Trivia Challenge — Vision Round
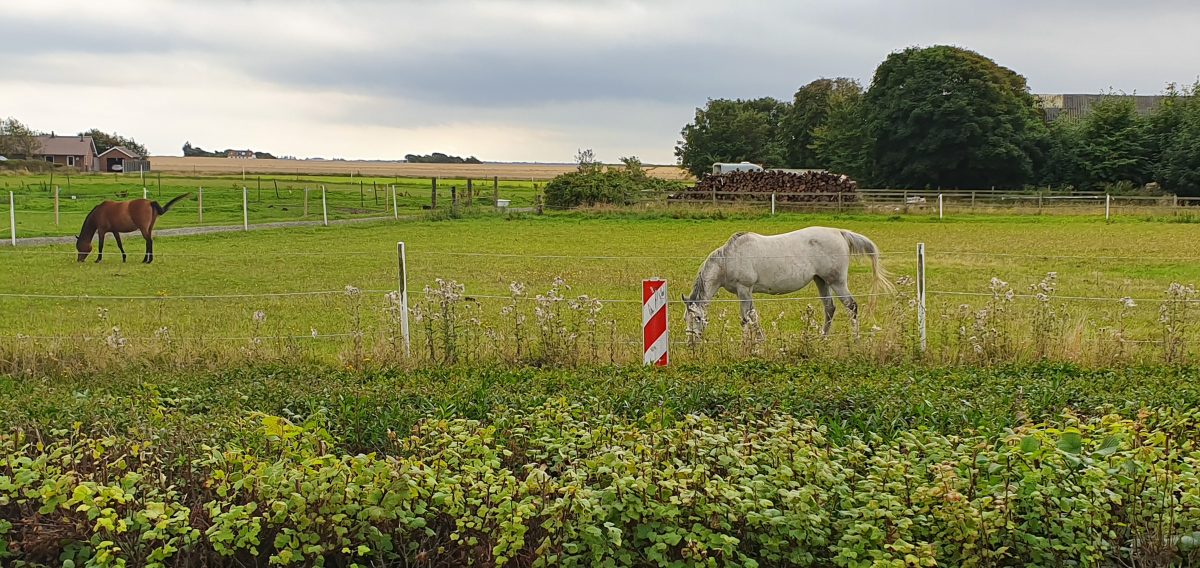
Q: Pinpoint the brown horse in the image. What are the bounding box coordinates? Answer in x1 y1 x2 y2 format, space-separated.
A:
76 193 190 263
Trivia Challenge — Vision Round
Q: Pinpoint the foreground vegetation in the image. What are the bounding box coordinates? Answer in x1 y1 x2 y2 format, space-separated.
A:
3 363 1200 566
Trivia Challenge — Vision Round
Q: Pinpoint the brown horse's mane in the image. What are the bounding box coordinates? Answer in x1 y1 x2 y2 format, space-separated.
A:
78 202 104 240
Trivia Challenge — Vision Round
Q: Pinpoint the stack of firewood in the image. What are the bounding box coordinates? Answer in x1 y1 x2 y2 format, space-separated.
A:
673 170 859 203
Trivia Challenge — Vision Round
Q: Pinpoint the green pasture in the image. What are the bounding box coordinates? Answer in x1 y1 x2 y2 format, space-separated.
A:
1 208 1197 367
0 170 545 237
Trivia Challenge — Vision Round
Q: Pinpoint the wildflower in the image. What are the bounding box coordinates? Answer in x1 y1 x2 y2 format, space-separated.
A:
1119 297 1136 309
96 307 109 321
509 282 526 297
154 326 170 339
311 328 319 338
105 326 128 349
344 285 362 297
252 310 266 323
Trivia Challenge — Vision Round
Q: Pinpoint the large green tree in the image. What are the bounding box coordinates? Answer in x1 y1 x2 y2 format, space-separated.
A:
82 128 148 156
1151 83 1200 196
1040 116 1088 188
781 78 862 168
809 86 872 180
1072 97 1150 188
674 97 789 178
863 45 1047 188
0 117 42 157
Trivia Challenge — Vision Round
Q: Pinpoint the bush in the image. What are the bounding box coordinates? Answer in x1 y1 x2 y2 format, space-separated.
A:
5 399 1200 566
544 164 681 209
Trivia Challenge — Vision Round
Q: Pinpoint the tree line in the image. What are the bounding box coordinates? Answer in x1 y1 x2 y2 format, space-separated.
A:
403 153 482 164
675 45 1200 196
183 142 277 159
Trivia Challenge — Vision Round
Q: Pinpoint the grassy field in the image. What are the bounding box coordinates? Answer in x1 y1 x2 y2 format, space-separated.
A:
1 170 551 238
1 208 1197 370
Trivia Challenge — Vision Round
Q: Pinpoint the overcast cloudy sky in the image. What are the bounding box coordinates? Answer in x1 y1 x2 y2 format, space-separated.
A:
2 1 1197 163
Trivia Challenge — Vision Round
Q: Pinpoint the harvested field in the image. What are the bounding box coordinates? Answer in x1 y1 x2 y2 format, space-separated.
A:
149 156 693 181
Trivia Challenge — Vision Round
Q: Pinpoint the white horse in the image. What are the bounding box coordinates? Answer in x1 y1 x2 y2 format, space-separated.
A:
682 226 895 341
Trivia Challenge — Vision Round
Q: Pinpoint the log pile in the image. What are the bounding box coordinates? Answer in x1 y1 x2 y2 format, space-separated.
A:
673 170 859 203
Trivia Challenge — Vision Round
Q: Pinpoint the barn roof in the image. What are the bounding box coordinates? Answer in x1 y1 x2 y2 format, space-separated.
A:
97 146 139 159
35 135 97 156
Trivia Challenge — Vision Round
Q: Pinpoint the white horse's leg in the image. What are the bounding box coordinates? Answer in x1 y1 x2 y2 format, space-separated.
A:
814 277 836 335
831 281 860 336
736 286 755 323
737 286 765 342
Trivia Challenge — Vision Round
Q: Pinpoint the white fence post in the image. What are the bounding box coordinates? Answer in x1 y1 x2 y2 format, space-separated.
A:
242 186 249 230
642 278 669 366
770 192 776 215
397 241 411 357
938 194 944 219
303 187 309 217
198 187 204 223
143 187 148 199
916 242 927 353
1105 194 1111 221
54 186 60 226
8 192 15 246
321 186 328 226
392 185 398 219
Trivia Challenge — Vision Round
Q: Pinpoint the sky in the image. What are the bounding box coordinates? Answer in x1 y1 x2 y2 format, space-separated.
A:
2 0 1197 164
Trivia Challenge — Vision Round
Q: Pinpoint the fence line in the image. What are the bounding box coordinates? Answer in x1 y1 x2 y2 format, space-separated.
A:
0 290 367 300
0 286 1188 305
1 332 359 342
928 290 1200 303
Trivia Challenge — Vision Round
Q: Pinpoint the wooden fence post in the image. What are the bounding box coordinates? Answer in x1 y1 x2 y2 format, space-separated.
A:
198 187 204 223
431 177 438 210
493 176 499 207
451 186 458 216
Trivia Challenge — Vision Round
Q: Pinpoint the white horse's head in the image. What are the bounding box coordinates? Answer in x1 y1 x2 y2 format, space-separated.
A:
681 294 708 345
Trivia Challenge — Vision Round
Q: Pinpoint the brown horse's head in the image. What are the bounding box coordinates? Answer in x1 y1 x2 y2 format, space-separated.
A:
75 234 92 262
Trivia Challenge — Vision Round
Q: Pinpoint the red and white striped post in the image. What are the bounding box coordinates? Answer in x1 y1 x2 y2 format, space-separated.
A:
642 278 669 366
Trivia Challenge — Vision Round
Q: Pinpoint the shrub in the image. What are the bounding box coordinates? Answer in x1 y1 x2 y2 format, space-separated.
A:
544 158 681 209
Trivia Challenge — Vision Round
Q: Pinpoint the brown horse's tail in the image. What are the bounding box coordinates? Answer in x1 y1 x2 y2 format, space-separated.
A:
152 193 191 216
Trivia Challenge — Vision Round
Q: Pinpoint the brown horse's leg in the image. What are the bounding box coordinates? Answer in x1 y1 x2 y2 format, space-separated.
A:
113 233 127 263
95 231 106 263
141 227 153 263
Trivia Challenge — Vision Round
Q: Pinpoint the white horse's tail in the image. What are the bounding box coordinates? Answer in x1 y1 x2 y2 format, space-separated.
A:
840 230 896 295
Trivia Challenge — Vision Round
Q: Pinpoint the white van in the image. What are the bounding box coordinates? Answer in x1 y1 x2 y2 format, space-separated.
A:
711 162 764 175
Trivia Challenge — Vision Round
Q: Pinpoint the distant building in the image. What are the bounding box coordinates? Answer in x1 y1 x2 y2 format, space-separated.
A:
97 146 143 173
227 149 256 159
1035 94 1168 121
33 133 97 171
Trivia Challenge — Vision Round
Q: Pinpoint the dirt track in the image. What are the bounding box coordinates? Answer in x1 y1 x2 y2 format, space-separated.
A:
149 157 692 181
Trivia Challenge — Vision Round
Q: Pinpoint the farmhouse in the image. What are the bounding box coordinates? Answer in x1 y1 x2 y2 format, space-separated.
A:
33 133 97 171
227 149 255 159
